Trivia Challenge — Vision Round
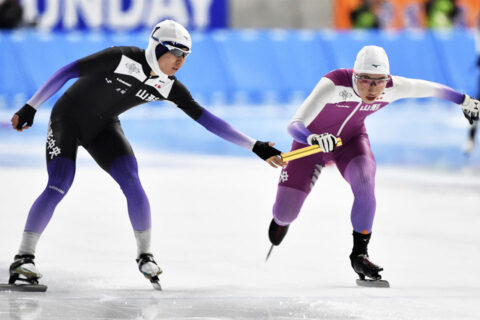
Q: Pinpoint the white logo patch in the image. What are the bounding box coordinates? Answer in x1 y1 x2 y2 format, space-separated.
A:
136 89 160 102
359 103 381 111
279 170 289 183
116 78 132 87
116 88 127 95
114 55 147 82
339 90 352 101
48 185 65 194
46 124 61 159
145 77 174 98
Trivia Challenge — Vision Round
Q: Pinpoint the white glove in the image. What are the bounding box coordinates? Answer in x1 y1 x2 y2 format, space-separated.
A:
307 133 338 152
461 95 480 125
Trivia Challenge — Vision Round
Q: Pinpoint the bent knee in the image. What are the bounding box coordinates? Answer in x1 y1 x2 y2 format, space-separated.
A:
46 158 75 194
344 156 376 189
273 186 308 225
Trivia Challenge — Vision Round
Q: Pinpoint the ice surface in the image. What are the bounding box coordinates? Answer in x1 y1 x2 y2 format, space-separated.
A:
0 152 480 319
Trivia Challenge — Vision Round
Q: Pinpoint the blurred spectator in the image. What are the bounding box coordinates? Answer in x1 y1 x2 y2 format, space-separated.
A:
425 0 461 28
350 0 398 29
399 0 427 29
350 0 382 29
335 0 479 29
0 0 23 29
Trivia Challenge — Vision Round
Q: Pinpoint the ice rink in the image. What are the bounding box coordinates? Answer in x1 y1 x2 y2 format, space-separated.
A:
0 149 479 320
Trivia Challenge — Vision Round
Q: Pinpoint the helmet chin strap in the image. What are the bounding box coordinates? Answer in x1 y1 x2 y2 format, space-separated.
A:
145 38 169 79
352 74 360 97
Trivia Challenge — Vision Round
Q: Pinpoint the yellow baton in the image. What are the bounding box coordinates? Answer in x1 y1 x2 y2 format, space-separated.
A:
281 137 343 162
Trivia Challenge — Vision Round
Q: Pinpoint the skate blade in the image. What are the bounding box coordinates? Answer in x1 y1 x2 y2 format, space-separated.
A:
356 279 390 288
150 276 162 291
265 245 274 262
0 283 48 292
151 281 162 291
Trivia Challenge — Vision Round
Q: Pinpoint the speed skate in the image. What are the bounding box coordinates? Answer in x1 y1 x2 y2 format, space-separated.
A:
351 253 389 288
137 253 163 291
1 254 48 292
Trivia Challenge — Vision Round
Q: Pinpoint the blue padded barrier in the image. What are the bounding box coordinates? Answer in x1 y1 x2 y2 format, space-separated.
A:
178 32 231 105
0 29 478 109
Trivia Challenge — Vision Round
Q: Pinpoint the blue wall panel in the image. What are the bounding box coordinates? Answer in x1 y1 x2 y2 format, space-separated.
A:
0 29 479 166
0 29 478 109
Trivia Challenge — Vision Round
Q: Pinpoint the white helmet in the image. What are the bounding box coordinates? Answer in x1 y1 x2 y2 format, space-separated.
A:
145 20 192 76
353 45 390 75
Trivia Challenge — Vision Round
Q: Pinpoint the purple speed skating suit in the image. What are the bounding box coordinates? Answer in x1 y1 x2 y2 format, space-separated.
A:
22 46 257 237
274 68 464 234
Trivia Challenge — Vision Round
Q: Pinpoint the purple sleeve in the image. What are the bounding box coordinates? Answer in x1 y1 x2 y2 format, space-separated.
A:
27 62 79 109
438 86 464 104
288 121 312 145
195 109 256 150
393 77 466 105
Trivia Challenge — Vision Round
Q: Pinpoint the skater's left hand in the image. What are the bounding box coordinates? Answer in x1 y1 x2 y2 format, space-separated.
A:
461 95 480 125
253 141 284 168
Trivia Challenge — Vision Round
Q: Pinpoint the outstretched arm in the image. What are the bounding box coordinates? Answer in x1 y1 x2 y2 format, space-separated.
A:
390 76 464 103
12 47 125 132
11 62 79 131
196 109 283 167
28 62 80 109
195 108 256 150
168 80 283 167
391 76 479 124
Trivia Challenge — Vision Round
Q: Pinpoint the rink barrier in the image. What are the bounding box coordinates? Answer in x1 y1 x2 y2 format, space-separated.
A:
0 29 478 109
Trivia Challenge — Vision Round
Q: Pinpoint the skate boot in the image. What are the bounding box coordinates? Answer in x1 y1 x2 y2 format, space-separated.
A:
0 254 48 292
349 231 389 287
136 253 162 290
9 254 42 285
266 219 290 261
268 219 289 246
350 253 383 280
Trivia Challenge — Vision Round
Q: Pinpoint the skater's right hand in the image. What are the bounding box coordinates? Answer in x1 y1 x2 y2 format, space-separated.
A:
11 104 36 132
307 133 338 152
252 141 284 168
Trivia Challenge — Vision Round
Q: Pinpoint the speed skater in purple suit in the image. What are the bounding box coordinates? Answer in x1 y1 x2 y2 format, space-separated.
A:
7 19 283 290
267 45 480 281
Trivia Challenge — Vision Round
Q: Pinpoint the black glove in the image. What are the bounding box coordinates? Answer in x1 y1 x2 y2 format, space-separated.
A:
252 141 281 160
15 104 36 130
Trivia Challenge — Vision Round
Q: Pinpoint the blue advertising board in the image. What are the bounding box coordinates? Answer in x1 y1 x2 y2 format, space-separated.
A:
20 0 227 31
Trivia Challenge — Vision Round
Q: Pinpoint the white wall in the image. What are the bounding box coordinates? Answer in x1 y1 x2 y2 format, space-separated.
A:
230 0 332 29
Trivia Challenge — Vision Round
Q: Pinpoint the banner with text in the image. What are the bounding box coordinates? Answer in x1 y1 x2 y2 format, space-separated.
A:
21 0 227 31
